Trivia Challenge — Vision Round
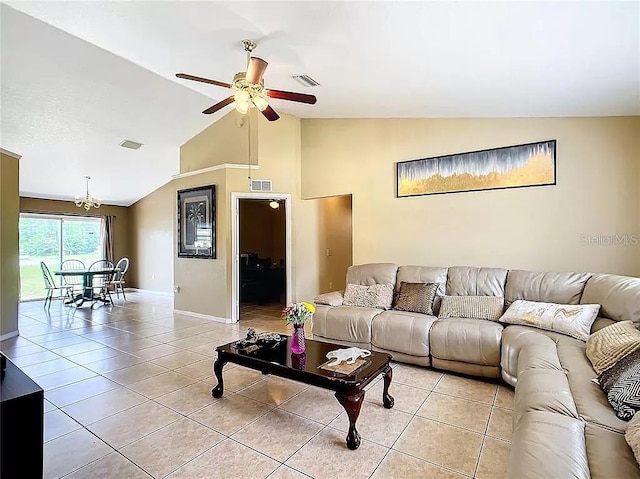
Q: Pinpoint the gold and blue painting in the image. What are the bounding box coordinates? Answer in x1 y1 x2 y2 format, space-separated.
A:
396 140 556 197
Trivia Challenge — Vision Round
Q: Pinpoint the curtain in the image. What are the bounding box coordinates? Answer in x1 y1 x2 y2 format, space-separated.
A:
102 215 114 263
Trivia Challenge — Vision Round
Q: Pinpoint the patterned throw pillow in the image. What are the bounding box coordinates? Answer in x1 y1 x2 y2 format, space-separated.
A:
438 295 505 321
343 283 394 309
587 321 640 374
499 300 600 341
597 348 640 420
394 282 439 315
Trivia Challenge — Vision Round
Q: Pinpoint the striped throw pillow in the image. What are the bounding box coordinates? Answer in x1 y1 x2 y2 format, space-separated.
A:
597 348 640 420
587 321 640 374
438 295 505 321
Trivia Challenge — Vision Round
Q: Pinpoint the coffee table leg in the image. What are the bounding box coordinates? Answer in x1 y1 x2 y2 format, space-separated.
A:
382 365 394 409
335 391 364 450
212 359 226 398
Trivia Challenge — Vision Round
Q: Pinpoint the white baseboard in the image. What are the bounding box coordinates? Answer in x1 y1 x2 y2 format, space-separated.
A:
173 309 232 324
0 330 19 341
129 288 174 297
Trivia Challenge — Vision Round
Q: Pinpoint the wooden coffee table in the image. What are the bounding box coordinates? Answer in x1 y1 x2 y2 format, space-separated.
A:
213 336 394 450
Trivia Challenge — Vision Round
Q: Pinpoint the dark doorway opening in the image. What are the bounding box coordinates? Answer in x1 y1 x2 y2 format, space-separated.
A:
238 199 286 321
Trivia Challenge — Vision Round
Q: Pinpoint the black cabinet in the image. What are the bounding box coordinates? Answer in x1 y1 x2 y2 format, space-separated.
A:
1 353 44 478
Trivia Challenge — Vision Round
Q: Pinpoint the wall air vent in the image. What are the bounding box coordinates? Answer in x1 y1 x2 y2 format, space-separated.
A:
292 75 320 87
250 180 272 192
119 139 143 150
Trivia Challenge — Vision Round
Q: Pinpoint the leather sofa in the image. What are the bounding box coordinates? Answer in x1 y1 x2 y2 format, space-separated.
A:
312 263 640 479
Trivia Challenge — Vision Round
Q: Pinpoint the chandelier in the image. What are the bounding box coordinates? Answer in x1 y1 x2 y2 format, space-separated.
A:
74 176 101 211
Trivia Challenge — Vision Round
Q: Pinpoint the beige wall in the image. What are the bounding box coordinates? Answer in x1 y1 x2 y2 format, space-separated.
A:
318 195 353 293
239 200 286 265
20 197 132 266
0 152 20 337
301 117 640 276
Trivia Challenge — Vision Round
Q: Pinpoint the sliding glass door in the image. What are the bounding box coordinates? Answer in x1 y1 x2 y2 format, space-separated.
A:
19 214 102 301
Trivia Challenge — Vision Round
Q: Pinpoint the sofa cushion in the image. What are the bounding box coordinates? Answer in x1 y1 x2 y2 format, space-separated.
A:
586 321 640 374
438 295 504 321
507 410 590 479
446 266 507 297
589 423 640 479
394 282 438 315
597 347 640 420
343 283 394 309
346 263 398 286
505 270 592 306
556 336 629 433
499 300 600 341
581 273 640 325
430 318 503 366
311 305 382 344
371 310 436 357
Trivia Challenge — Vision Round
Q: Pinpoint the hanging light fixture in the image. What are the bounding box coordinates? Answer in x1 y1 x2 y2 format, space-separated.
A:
74 176 101 211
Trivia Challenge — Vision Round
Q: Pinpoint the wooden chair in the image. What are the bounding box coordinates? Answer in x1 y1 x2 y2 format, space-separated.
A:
87 260 114 306
108 257 130 300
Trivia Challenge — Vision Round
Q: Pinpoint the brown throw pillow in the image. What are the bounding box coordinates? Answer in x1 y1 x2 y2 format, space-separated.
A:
343 283 394 309
394 282 439 315
587 321 640 374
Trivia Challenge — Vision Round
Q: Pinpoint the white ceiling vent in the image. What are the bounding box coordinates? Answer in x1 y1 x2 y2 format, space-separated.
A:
250 179 272 192
119 139 143 150
292 75 320 87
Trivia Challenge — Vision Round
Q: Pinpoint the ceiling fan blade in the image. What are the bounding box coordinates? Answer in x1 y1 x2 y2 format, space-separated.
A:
176 73 231 89
202 96 235 114
266 89 317 105
261 105 280 122
245 57 268 84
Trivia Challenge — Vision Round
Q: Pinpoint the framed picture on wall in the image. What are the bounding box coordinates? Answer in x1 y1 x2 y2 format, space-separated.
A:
177 185 216 259
396 140 556 197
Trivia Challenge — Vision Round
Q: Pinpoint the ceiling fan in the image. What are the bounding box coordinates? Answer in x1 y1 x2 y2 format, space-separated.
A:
176 39 317 122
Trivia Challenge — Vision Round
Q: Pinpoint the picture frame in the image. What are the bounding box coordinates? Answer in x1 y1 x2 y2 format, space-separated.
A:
396 140 556 197
177 185 216 259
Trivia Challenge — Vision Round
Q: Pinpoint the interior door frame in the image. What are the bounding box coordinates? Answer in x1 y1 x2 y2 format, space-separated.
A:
230 192 292 323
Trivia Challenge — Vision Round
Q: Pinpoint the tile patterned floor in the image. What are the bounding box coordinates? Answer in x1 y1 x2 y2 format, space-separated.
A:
2 293 513 478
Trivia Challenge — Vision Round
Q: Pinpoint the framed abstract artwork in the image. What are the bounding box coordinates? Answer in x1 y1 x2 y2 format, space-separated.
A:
396 140 556 197
177 185 216 259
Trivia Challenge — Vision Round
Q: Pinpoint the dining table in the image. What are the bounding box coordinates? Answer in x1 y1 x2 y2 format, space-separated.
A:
53 268 118 307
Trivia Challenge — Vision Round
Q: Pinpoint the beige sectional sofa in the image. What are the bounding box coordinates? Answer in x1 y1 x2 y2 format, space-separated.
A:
313 263 640 479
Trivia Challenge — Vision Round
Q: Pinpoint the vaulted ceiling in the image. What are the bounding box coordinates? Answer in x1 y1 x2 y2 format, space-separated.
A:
2 2 638 205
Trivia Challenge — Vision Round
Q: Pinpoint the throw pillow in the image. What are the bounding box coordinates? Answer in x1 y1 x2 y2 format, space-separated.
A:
586 321 640 374
343 283 394 309
597 348 640 420
394 282 439 315
499 300 600 341
626 411 640 466
438 295 505 321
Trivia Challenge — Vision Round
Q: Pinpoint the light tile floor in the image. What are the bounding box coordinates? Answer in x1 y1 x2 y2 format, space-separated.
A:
2 293 513 479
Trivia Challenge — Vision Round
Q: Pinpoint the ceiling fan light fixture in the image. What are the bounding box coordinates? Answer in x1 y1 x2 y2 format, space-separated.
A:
234 90 250 103
252 95 269 112
235 100 249 114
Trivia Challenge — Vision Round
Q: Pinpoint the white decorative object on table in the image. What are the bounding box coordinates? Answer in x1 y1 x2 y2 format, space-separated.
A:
326 347 372 366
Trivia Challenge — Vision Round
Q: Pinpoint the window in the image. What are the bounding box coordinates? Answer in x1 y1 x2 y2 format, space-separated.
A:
19 213 103 301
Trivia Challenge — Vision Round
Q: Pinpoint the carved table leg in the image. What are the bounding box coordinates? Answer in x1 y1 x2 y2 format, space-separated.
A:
382 365 394 409
335 391 365 450
211 359 226 398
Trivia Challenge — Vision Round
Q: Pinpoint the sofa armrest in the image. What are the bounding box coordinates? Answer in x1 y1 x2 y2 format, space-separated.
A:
314 291 344 307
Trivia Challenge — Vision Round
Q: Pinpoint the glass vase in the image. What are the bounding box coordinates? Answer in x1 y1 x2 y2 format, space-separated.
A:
291 323 306 354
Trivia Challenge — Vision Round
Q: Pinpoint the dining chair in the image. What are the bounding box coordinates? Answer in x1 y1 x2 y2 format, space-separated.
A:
60 259 85 296
109 257 130 300
40 262 71 310
88 260 115 305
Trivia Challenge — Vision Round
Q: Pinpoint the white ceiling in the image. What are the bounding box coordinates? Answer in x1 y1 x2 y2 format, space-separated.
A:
2 1 639 205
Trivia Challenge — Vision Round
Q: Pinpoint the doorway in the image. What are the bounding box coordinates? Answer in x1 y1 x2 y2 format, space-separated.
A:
231 193 292 323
